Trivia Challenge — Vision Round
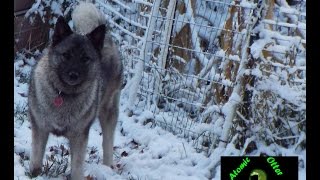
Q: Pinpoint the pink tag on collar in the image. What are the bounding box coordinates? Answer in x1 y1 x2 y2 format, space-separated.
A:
53 96 63 107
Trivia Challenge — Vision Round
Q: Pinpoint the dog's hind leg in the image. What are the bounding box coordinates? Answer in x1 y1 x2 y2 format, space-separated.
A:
99 91 120 166
69 131 89 180
29 115 49 177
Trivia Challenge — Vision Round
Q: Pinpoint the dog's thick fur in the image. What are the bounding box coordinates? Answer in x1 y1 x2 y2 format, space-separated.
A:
28 2 123 180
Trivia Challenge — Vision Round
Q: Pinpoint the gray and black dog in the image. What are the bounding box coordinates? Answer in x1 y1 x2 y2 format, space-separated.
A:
28 2 123 180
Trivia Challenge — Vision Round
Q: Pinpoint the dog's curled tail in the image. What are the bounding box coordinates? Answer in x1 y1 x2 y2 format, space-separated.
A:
72 1 106 35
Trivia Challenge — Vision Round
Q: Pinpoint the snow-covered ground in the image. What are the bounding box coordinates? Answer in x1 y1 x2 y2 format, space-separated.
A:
14 53 212 180
13 51 306 180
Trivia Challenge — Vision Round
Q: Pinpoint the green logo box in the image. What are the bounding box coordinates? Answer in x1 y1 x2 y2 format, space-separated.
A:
221 156 298 180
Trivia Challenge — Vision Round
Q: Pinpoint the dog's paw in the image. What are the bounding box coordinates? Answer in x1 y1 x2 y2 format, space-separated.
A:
111 163 124 173
65 173 71 180
29 167 42 177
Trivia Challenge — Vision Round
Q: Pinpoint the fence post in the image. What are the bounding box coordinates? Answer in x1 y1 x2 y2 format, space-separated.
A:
126 0 161 112
218 2 264 148
152 0 177 104
158 0 177 69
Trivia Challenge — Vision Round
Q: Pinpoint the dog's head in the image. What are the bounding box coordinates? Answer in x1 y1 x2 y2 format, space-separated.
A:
48 16 105 93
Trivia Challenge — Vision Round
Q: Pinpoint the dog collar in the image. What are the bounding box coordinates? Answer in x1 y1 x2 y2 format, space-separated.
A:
53 91 63 107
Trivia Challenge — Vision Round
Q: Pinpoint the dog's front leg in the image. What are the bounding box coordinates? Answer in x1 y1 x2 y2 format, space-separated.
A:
69 132 89 180
29 122 49 177
99 92 120 166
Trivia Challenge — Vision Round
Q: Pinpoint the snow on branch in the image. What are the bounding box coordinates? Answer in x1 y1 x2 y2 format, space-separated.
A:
96 0 147 29
105 15 143 40
184 0 210 66
132 0 153 7
111 0 133 12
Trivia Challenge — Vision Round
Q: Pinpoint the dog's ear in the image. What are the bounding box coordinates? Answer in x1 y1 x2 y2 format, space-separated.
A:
52 16 73 47
87 25 106 51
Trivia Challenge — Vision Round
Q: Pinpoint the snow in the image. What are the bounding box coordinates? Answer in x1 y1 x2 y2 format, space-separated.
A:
132 0 153 7
173 13 187 35
51 1 63 16
172 55 187 64
266 44 288 54
251 67 263 78
98 1 147 30
105 15 143 40
239 0 257 9
250 39 272 59
263 19 298 28
296 57 306 66
279 6 299 15
112 0 133 12
228 54 240 62
25 0 42 18
183 0 210 66
85 164 123 180
255 76 305 106
14 107 212 179
115 113 211 179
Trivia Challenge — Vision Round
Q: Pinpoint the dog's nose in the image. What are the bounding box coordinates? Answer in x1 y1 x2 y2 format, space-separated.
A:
68 71 79 80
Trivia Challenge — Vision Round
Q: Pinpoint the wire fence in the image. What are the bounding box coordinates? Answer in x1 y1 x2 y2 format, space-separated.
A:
114 0 305 155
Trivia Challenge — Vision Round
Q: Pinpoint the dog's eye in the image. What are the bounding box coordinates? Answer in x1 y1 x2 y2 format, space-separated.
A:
62 52 70 59
82 57 91 64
